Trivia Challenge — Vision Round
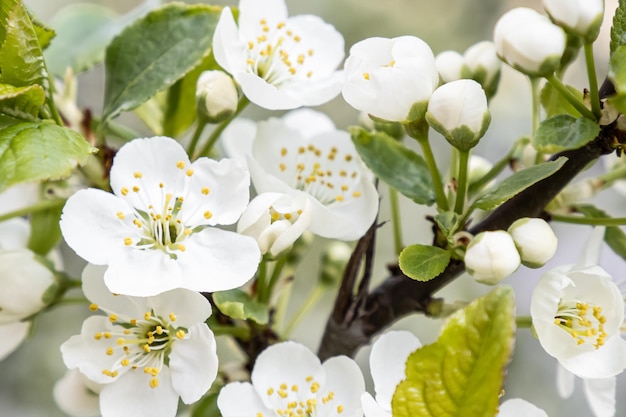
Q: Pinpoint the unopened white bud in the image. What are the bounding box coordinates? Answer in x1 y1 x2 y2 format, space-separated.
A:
543 0 604 42
508 218 558 268
435 50 464 83
465 231 521 285
467 155 495 191
494 7 566 77
426 79 490 150
463 41 501 97
196 70 238 123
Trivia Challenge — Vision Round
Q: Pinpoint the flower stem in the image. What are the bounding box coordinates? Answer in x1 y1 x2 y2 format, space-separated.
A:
389 187 403 255
411 131 450 211
530 77 540 137
195 96 250 159
583 42 601 120
545 73 596 121
256 258 268 302
516 316 533 328
187 118 208 157
455 150 470 214
550 212 626 226
262 255 288 304
0 198 66 223
283 285 325 337
468 138 528 196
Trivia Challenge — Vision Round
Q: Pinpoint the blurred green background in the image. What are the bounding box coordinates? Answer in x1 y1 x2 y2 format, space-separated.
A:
1 0 624 416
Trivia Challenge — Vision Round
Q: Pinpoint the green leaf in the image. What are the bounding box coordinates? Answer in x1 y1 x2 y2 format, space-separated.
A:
0 83 46 120
608 45 626 114
399 244 450 282
30 15 56 50
0 122 96 192
191 386 223 417
392 286 516 417
472 157 568 210
610 0 626 56
27 201 64 256
102 3 221 124
533 115 599 153
540 82 582 118
434 211 460 238
350 127 435 205
0 1 48 89
213 289 269 324
574 205 626 261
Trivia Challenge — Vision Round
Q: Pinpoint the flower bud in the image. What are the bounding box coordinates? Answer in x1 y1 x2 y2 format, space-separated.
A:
319 241 352 287
465 231 521 285
543 0 604 42
196 70 238 123
508 218 558 268
467 155 495 191
463 41 501 98
0 249 57 324
426 79 490 151
435 50 464 83
494 7 566 77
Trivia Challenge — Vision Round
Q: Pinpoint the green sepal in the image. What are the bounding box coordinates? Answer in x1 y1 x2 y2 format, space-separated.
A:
0 122 96 193
350 127 435 206
472 157 568 211
426 113 490 151
391 286 516 417
212 289 269 325
533 114 599 153
399 244 450 282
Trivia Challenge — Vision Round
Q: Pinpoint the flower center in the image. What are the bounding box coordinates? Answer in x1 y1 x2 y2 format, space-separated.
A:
275 145 363 206
245 18 316 86
261 376 344 417
554 300 607 349
91 303 187 389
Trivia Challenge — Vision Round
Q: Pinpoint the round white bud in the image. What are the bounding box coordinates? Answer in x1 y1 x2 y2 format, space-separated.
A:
543 0 604 41
494 7 566 77
508 218 558 268
465 230 521 285
426 79 490 150
435 50 464 84
196 70 238 123
463 41 501 97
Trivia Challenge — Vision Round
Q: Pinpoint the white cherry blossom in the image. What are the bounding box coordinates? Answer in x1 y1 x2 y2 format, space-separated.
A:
218 341 365 417
498 399 548 417
213 0 345 110
61 264 218 417
53 369 101 417
60 136 260 296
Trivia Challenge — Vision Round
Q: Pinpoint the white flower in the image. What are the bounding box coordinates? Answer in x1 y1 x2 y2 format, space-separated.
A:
498 398 548 417
53 369 102 417
435 50 464 83
543 0 604 41
0 321 30 361
530 227 626 379
508 217 558 268
361 331 421 417
218 341 365 417
212 0 345 110
196 70 239 123
494 7 566 77
463 41 501 96
556 364 616 417
60 136 260 297
464 230 521 285
61 264 218 417
238 191 312 257
426 79 490 150
342 36 438 122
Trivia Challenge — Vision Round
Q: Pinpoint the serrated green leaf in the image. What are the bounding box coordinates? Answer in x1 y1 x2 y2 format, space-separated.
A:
30 15 56 50
392 287 515 417
399 244 450 282
533 115 599 153
472 157 568 210
0 83 45 120
0 1 48 90
213 289 269 324
540 82 582 118
434 211 460 239
0 123 96 192
102 3 221 124
608 45 626 114
350 127 435 205
27 201 64 256
574 205 626 261
611 0 626 56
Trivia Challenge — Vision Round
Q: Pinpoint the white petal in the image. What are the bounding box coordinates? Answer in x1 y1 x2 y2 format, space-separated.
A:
169 323 218 404
498 398 548 417
556 363 575 398
361 393 391 417
0 217 30 249
0 182 39 216
369 331 421 410
176 228 260 292
583 377 616 417
238 71 303 110
0 321 29 361
318 356 365 417
285 15 344 76
577 227 605 268
217 382 274 417
220 118 257 161
81 264 146 318
99 367 178 417
213 7 245 75
148 290 212 328
238 0 288 39
283 109 336 139
559 335 626 378
60 188 132 265
53 369 101 417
